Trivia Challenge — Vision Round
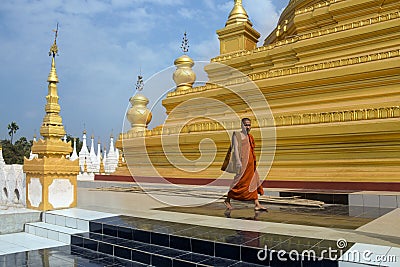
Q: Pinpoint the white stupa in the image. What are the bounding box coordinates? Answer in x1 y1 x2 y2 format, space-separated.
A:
29 135 38 160
69 138 79 161
105 134 118 173
78 130 91 173
0 145 5 167
89 135 99 173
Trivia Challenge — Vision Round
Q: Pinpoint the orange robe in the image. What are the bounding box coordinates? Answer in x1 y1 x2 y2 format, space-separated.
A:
227 134 264 201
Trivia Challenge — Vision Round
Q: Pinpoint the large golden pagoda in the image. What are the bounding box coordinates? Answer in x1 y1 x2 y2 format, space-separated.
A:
115 0 400 191
24 25 79 210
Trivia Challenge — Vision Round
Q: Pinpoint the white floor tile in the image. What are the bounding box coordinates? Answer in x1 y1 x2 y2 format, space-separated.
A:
77 219 88 231
58 232 70 244
47 230 59 241
340 243 392 266
48 208 115 220
55 215 66 227
65 216 77 228
381 247 400 267
46 213 56 224
0 233 64 255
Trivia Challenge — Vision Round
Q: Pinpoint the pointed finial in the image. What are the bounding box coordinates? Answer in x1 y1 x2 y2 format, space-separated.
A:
226 0 249 26
49 23 59 58
181 32 189 54
135 75 144 92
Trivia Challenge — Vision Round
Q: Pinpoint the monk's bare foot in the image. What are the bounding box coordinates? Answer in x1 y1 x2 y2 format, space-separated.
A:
254 206 268 212
224 200 233 210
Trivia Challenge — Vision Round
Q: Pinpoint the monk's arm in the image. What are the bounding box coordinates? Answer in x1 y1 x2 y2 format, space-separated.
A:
232 133 241 170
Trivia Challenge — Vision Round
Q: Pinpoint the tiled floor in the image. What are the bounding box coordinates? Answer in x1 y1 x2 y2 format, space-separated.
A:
157 201 395 229
0 232 65 255
0 183 399 266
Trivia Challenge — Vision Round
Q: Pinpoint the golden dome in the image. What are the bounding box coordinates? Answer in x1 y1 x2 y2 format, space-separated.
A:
174 55 194 67
130 93 149 104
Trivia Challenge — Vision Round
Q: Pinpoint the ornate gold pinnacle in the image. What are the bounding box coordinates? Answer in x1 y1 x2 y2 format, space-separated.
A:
33 24 72 157
49 23 59 58
181 31 189 54
226 0 249 26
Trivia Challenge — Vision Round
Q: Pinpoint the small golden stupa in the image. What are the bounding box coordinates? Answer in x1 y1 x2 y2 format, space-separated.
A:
126 75 152 134
172 32 196 92
23 24 80 211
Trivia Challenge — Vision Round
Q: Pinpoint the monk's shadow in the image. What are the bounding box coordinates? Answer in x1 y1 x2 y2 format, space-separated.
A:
224 208 265 221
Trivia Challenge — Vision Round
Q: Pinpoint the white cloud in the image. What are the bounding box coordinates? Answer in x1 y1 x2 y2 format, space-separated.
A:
244 0 280 44
0 0 284 143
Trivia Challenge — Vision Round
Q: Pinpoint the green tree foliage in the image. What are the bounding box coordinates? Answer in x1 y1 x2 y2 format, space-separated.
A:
7 122 19 144
1 137 32 164
65 134 83 155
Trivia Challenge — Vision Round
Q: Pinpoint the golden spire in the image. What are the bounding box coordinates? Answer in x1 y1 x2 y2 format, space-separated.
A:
226 0 250 26
40 23 65 141
48 23 59 83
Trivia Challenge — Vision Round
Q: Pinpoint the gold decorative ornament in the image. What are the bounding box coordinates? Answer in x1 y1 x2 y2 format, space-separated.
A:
172 32 196 91
23 25 79 211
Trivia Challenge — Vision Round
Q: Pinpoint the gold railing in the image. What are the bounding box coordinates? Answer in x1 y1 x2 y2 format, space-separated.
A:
212 10 400 62
168 48 400 97
122 106 400 138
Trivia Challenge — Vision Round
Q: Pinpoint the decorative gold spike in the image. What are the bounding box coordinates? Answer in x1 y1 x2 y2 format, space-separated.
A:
49 23 59 57
181 31 189 54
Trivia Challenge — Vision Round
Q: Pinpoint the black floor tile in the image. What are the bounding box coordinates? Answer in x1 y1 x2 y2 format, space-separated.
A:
302 259 338 267
83 237 99 251
118 226 133 240
156 247 188 258
240 245 269 265
133 229 151 243
103 224 118 237
98 241 113 255
114 245 132 260
215 242 241 261
131 249 151 265
151 254 173 267
197 256 237 267
170 235 191 251
71 235 84 247
151 231 170 246
90 221 103 234
176 252 211 263
230 262 266 267
191 238 215 256
173 258 197 267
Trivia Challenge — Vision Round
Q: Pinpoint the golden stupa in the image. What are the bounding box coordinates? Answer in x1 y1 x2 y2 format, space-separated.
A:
114 0 400 191
23 25 80 210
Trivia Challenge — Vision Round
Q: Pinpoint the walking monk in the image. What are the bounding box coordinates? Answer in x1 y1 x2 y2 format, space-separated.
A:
224 118 267 211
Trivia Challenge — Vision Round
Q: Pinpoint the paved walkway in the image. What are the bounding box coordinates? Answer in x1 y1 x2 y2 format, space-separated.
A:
77 182 400 248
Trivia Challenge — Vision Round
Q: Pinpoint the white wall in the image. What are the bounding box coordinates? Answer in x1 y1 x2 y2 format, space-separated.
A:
0 164 26 207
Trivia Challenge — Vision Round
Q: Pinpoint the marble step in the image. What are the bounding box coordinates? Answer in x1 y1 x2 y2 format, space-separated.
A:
25 221 85 244
89 215 272 265
71 232 261 267
42 208 115 231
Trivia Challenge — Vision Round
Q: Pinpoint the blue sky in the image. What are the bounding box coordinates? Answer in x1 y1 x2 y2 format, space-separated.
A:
0 0 289 146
